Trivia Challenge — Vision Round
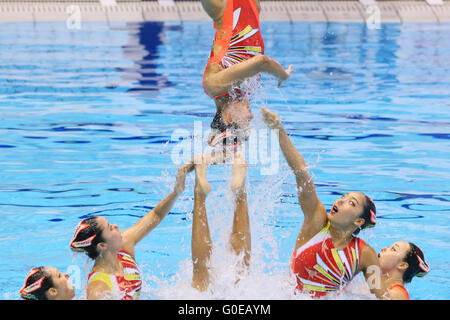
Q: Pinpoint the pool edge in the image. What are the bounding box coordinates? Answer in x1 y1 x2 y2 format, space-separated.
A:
0 1 449 24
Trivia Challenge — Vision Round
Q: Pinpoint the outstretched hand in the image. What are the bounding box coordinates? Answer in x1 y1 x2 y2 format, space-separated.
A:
278 64 294 88
261 107 283 130
173 164 189 195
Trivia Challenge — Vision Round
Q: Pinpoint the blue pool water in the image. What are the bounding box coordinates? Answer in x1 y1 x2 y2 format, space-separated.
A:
0 21 449 300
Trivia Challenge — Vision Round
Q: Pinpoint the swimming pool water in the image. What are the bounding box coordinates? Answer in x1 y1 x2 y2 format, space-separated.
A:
0 21 449 300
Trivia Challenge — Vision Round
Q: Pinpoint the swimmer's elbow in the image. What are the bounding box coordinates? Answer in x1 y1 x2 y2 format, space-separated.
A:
204 78 226 97
293 166 308 178
204 84 218 97
294 167 312 187
254 55 288 81
254 55 272 72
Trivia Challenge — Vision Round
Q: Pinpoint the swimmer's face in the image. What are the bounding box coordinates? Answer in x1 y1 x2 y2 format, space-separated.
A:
44 267 75 300
328 192 367 230
96 216 123 253
378 241 410 274
224 100 254 128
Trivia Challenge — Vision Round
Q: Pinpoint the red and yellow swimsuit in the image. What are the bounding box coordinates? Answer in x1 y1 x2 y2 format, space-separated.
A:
203 0 265 100
291 222 368 298
88 250 142 300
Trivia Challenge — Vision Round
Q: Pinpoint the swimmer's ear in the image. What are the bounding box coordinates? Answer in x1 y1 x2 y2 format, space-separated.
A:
97 242 108 252
398 261 409 272
47 287 58 299
354 217 365 230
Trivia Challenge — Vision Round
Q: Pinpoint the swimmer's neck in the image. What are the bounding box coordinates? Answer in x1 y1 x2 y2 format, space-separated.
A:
93 250 123 275
382 272 405 289
328 223 355 249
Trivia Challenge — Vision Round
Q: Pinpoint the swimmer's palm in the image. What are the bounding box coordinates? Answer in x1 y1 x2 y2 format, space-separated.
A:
261 107 282 130
173 166 188 195
277 64 294 88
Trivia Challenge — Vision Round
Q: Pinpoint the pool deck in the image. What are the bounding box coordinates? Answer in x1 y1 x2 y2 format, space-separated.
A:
0 0 449 24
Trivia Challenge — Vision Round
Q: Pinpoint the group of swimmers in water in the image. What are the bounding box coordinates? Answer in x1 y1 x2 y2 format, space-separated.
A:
20 0 429 300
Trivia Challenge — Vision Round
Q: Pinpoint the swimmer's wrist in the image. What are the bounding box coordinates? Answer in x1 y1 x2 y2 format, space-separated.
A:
277 72 289 82
272 121 284 131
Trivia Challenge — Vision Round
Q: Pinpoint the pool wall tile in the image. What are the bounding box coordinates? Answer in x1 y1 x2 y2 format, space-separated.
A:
0 3 34 22
320 1 365 23
0 1 449 23
260 1 291 21
142 2 180 22
394 1 440 22
283 2 328 22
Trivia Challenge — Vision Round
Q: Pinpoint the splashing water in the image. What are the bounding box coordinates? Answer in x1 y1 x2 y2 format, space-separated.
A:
135 119 377 300
142 165 300 300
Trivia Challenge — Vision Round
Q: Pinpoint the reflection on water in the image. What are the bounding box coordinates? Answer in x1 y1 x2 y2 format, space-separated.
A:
0 21 449 300
121 22 177 96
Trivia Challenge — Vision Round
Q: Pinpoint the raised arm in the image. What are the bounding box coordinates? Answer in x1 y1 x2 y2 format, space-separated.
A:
204 56 292 97
261 107 327 236
121 165 189 255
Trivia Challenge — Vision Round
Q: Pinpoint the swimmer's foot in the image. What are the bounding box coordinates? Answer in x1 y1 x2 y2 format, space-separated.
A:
230 152 247 194
194 155 211 196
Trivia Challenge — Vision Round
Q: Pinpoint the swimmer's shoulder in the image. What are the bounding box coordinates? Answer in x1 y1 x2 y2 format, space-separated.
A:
389 285 410 300
295 217 329 250
119 231 137 257
358 242 379 274
87 272 114 300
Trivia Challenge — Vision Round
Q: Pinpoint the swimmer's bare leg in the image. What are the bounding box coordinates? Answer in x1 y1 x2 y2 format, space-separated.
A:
254 0 261 13
229 152 251 274
201 0 226 24
191 155 213 292
201 0 261 22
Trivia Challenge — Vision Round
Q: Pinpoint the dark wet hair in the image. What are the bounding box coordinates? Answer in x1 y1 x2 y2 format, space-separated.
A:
353 195 377 236
211 111 235 133
208 112 240 148
402 243 430 283
20 267 53 300
70 217 105 260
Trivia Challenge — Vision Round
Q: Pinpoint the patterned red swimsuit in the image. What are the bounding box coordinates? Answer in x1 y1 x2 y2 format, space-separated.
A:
291 222 368 298
88 250 142 300
203 0 265 100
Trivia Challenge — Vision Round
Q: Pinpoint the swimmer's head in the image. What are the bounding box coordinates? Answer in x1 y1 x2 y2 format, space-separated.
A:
20 266 75 300
214 96 254 129
223 100 254 128
70 216 122 259
378 241 429 283
328 192 376 235
208 107 251 148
